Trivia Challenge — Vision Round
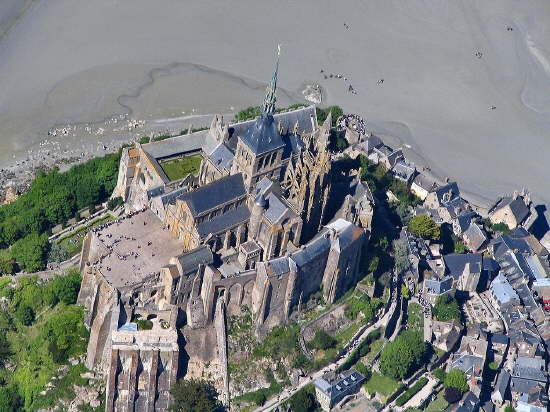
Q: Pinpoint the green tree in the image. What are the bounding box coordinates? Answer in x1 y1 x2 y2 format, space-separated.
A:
47 270 81 305
380 330 428 379
393 238 410 275
454 240 467 254
170 379 222 412
0 249 15 274
15 304 34 326
10 232 50 272
285 385 319 412
0 386 22 412
433 295 461 322
41 305 88 363
408 214 440 241
444 369 468 393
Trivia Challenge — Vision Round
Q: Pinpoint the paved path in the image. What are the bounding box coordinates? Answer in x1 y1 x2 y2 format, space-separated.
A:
252 296 400 412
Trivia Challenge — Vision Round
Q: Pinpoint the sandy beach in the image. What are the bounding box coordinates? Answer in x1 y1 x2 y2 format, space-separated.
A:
0 0 549 210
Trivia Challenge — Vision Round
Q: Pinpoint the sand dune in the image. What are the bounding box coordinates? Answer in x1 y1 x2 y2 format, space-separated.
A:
0 0 549 209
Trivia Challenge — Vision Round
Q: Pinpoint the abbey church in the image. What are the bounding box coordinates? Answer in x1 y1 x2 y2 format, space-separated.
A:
77 53 374 411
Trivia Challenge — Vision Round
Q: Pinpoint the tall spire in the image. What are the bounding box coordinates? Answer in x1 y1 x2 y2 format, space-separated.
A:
262 45 280 116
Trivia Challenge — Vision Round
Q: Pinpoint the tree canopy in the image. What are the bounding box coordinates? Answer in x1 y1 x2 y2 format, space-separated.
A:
433 295 461 322
0 152 120 272
444 369 468 393
408 214 440 241
170 379 222 412
379 330 429 379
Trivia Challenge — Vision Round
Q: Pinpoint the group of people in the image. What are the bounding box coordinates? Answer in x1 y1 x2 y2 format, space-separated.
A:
320 69 358 95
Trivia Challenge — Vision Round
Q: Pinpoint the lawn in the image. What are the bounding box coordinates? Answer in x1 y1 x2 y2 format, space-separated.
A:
425 392 449 412
160 155 201 181
363 372 402 400
56 214 113 257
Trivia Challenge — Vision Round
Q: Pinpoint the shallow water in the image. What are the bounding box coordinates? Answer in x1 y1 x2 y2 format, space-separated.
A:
0 0 549 209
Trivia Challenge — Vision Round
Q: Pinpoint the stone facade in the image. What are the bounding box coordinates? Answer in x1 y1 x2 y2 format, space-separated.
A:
80 58 371 411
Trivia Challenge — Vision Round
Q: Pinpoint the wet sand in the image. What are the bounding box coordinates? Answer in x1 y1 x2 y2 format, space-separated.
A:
0 0 550 209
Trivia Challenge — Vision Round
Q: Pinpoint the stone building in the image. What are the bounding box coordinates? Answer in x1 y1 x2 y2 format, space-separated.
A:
80 54 370 411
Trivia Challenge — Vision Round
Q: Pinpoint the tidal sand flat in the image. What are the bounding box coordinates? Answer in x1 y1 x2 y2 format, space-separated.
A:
0 0 549 209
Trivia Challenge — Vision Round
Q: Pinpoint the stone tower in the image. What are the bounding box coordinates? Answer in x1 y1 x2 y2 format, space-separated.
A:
230 48 286 190
283 111 333 243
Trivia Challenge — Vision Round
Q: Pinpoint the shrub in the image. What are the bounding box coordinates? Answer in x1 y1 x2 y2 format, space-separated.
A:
395 377 429 406
284 384 320 412
136 319 153 330
107 196 123 210
15 304 34 326
310 330 337 351
170 378 222 412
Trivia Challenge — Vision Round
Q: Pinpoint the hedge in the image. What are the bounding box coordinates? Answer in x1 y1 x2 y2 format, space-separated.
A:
395 377 429 406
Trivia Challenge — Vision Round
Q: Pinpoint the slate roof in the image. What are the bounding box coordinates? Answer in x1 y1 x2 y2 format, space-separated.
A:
281 133 304 159
457 391 480 412
492 196 530 224
176 246 214 275
464 223 487 251
263 193 292 224
265 256 291 277
313 370 365 402
412 172 438 192
491 333 510 346
196 205 250 238
494 370 511 398
452 353 485 377
491 273 519 305
510 377 544 394
177 173 246 217
425 276 453 295
456 210 478 233
483 258 500 273
291 235 331 268
443 253 483 278
445 197 470 219
435 182 460 205
142 130 209 159
512 357 547 382
208 143 234 170
239 114 285 155
392 160 416 182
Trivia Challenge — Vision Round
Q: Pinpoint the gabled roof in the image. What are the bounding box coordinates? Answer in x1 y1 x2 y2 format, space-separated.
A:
463 223 487 251
208 143 234 170
177 173 246 217
435 182 460 205
196 204 250 238
492 196 530 224
176 246 214 275
443 253 483 278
